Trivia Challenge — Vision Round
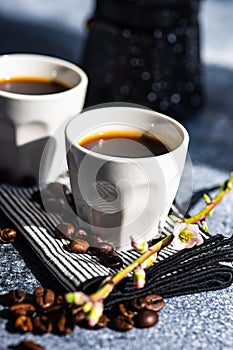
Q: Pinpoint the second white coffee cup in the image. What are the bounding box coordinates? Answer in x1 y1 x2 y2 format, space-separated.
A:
0 54 88 185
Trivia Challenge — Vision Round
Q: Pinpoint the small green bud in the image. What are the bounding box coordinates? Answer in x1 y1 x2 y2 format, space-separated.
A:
201 220 209 233
65 292 75 304
203 193 211 205
83 301 93 313
169 215 181 223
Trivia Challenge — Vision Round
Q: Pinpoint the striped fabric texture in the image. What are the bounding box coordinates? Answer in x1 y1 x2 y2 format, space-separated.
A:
0 184 186 291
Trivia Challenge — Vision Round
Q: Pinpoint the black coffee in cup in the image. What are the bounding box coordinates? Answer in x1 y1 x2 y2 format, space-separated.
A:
0 76 69 95
78 129 170 158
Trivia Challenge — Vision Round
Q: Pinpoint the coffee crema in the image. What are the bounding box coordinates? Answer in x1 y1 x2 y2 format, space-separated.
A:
78 129 170 158
0 76 69 95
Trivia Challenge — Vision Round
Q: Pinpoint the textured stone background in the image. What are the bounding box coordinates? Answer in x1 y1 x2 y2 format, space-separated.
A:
0 1 233 349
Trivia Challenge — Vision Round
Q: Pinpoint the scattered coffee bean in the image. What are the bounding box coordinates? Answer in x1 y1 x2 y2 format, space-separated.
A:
118 303 134 319
56 294 65 305
142 294 165 312
66 238 90 254
72 307 86 324
12 340 45 350
34 287 55 310
55 309 74 335
14 315 33 333
133 309 159 328
6 289 26 305
112 314 134 331
89 233 104 246
1 284 165 335
44 304 64 316
54 222 75 240
33 315 53 334
73 309 86 324
129 296 146 311
31 183 124 270
0 228 17 244
98 251 123 269
90 242 114 255
73 228 88 240
10 303 35 317
130 294 165 312
94 313 109 329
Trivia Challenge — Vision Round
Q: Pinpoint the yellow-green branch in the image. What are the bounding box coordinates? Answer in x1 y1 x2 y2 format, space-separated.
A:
185 172 233 224
90 233 173 302
90 172 233 302
67 172 233 311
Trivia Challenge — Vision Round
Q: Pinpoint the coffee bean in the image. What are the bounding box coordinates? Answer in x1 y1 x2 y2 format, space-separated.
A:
14 315 33 333
10 303 35 317
118 303 134 319
34 287 55 310
54 222 75 240
44 304 64 315
89 233 104 246
66 239 90 254
56 294 65 305
2 228 17 240
43 305 66 327
73 228 88 240
55 309 74 335
112 314 134 331
129 297 146 311
0 228 17 244
98 252 123 269
90 242 114 255
6 289 26 305
129 294 165 312
14 340 45 350
72 307 86 324
1 286 163 335
95 313 109 328
33 315 53 334
133 309 159 328
142 294 165 312
13 340 45 350
0 236 7 244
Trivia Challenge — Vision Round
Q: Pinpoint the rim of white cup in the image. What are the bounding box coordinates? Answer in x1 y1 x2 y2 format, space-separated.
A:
66 106 189 163
0 53 88 101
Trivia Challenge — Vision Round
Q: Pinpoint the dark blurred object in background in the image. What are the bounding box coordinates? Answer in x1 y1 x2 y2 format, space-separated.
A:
83 0 203 121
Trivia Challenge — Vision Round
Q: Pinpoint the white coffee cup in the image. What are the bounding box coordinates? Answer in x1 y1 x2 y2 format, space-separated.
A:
65 105 189 251
0 53 88 185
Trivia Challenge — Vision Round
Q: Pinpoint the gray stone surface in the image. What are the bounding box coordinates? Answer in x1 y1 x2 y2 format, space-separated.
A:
0 1 233 349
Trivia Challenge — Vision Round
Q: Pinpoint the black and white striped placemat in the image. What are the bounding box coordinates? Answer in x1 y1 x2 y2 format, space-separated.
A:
0 183 202 292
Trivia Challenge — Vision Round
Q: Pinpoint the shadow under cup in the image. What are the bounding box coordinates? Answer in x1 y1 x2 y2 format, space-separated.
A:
66 106 189 251
0 54 88 186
